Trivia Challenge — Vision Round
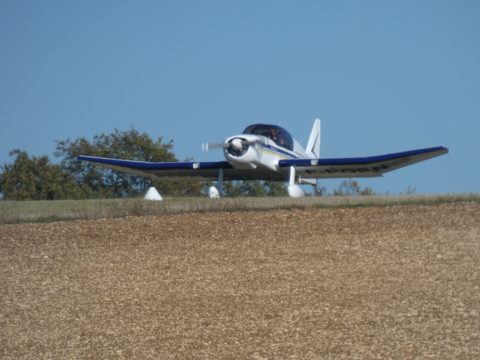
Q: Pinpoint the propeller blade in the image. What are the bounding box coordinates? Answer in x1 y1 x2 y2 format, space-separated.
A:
202 142 224 152
202 137 266 152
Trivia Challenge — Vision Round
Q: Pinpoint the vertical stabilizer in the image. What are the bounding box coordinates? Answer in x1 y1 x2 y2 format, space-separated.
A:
306 118 321 158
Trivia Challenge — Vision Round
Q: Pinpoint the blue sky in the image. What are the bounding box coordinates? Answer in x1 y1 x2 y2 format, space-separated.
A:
1 0 479 194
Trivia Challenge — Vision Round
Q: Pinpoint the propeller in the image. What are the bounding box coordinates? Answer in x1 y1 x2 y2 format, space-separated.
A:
202 138 259 152
202 142 224 152
202 137 266 156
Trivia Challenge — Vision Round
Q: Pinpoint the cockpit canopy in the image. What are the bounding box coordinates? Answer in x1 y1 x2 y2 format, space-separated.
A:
242 124 294 151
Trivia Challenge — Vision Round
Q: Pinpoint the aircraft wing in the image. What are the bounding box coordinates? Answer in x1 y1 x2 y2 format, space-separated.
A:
278 146 448 179
79 146 447 182
77 155 286 181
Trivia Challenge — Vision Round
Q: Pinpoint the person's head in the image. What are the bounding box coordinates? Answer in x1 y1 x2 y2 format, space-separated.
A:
270 127 278 139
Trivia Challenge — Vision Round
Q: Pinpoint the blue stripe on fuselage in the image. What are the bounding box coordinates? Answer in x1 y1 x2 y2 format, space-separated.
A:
260 143 300 159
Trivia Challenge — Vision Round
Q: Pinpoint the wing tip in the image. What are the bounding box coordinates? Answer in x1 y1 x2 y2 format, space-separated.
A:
427 146 449 157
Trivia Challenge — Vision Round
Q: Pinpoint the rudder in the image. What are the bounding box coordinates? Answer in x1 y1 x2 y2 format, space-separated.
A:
306 118 321 158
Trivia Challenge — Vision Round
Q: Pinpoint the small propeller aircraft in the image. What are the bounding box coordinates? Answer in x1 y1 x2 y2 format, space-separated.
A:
78 119 448 198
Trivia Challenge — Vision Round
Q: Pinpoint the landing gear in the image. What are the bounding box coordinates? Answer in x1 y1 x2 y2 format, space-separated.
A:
209 168 225 199
287 166 305 198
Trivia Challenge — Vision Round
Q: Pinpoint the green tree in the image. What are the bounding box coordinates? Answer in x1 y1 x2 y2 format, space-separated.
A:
55 128 203 198
222 180 287 197
223 181 243 197
0 150 80 200
333 180 375 196
264 181 288 197
240 180 268 197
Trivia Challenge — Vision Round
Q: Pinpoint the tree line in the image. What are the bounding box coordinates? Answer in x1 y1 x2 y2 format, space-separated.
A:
0 127 380 200
0 128 291 200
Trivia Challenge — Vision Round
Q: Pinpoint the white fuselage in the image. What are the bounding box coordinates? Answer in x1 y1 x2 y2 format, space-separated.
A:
223 134 306 171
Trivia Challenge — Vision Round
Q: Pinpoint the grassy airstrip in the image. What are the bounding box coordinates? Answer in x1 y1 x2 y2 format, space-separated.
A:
0 193 479 224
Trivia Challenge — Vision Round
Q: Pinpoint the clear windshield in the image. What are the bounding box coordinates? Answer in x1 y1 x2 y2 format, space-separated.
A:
242 124 294 151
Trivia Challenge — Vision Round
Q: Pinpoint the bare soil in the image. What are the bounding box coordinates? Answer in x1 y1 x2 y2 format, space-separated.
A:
1 204 479 359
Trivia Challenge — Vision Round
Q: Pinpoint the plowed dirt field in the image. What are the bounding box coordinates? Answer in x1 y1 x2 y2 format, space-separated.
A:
1 203 479 359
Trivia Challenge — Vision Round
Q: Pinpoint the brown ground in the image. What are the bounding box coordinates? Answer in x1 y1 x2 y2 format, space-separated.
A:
0 203 479 359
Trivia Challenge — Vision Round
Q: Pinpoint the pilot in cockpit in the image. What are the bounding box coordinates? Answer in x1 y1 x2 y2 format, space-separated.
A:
269 127 278 141
270 127 286 147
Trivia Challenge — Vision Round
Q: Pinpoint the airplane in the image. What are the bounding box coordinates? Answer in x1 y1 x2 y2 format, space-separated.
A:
78 119 448 198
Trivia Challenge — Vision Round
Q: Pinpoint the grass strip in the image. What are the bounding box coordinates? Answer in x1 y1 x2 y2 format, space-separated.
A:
0 194 479 224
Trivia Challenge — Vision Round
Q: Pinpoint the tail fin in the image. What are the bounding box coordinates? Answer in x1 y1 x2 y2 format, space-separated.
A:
306 118 321 158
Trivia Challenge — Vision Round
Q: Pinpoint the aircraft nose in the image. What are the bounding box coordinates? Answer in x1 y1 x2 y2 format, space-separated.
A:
231 138 244 150
226 137 249 157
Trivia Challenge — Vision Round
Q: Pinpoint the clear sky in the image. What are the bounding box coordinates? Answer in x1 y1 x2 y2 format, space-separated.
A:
1 0 479 194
